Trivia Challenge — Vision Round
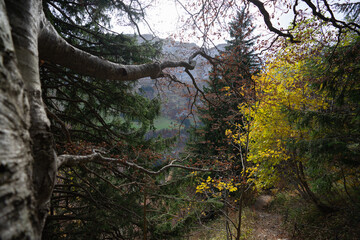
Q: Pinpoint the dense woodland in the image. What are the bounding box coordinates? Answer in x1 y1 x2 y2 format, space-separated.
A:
0 0 359 239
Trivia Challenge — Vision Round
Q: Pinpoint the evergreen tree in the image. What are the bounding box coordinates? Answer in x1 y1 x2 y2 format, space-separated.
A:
40 1 173 239
285 34 360 207
185 9 260 239
188 8 259 168
41 0 162 145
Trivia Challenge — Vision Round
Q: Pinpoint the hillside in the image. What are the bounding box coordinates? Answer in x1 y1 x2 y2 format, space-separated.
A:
134 36 227 151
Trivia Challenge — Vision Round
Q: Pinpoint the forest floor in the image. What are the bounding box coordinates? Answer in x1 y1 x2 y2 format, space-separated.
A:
250 195 289 240
188 195 290 240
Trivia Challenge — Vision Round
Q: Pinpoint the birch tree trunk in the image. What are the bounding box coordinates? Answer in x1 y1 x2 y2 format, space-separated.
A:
0 0 37 238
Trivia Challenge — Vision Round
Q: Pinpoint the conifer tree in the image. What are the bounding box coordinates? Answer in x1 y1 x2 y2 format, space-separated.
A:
186 8 259 239
40 1 171 239
188 8 259 168
285 34 360 207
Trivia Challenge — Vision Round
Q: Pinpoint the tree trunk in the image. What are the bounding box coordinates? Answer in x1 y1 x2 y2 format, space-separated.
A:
296 162 334 213
1 0 57 238
0 0 36 238
235 187 244 240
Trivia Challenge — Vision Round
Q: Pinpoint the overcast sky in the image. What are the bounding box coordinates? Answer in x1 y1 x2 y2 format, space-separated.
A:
112 0 185 40
112 0 351 46
112 0 303 46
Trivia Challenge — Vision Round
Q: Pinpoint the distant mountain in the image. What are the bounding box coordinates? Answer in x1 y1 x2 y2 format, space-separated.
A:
135 34 226 84
159 37 227 85
133 35 227 146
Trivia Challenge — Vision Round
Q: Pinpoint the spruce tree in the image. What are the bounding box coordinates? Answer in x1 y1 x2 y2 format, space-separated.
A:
40 1 171 239
185 9 260 239
285 33 360 207
188 8 259 168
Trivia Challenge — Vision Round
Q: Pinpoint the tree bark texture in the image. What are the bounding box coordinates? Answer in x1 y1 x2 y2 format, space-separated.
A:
0 0 35 238
6 1 58 238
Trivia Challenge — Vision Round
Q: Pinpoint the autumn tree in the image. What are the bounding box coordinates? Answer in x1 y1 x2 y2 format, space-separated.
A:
241 42 331 209
229 13 360 213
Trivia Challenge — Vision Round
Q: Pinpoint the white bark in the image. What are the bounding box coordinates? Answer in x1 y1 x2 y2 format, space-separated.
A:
0 0 57 239
0 0 35 238
38 17 197 81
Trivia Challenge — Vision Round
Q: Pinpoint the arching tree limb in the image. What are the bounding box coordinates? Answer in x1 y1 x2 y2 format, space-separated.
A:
248 0 300 43
38 17 197 82
57 152 224 175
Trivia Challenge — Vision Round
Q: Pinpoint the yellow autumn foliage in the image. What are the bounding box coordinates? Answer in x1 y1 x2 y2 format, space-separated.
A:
228 41 329 189
195 176 239 194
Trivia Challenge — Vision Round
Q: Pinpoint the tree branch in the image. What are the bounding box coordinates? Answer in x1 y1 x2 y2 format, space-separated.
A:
248 0 300 43
57 152 223 175
303 0 360 35
38 17 197 82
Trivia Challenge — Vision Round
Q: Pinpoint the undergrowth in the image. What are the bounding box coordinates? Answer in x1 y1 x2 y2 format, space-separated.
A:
187 207 255 240
269 191 360 240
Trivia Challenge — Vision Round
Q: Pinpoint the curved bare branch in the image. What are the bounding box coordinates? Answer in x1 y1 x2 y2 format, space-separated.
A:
38 17 198 82
57 152 223 175
248 0 300 43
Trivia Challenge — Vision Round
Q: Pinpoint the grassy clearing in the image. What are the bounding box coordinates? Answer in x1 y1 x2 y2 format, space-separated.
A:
154 116 175 130
108 115 177 130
